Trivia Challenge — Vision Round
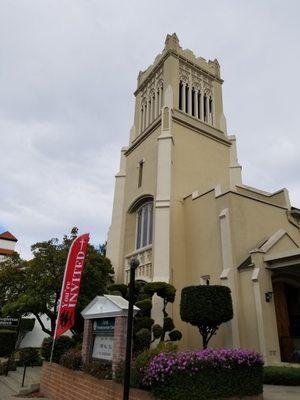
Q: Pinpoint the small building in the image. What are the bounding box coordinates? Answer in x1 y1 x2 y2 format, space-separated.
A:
0 231 18 261
106 33 300 365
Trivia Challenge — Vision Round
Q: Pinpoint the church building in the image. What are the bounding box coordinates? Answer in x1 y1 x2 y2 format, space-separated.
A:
106 34 300 365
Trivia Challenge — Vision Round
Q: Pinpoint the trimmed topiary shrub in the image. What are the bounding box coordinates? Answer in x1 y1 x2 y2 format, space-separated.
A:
180 285 233 348
135 298 152 312
133 317 154 334
107 284 128 298
144 348 264 399
135 328 152 352
0 330 17 357
18 347 41 367
168 330 182 342
84 361 112 380
60 348 82 370
144 282 176 303
264 366 300 386
41 335 74 363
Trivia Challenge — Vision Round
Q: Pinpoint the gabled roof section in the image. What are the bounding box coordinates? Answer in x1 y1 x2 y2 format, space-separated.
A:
238 255 254 271
238 231 299 270
0 231 18 242
257 229 298 254
81 294 139 320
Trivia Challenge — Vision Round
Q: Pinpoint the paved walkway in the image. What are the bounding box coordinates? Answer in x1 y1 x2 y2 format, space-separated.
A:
264 385 300 399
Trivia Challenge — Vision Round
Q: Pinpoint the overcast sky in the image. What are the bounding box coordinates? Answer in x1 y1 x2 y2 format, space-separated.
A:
0 0 299 259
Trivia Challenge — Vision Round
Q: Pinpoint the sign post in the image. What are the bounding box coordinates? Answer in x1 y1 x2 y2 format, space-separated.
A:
81 293 140 374
123 257 139 400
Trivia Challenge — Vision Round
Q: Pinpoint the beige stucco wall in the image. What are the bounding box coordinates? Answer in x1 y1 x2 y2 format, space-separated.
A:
172 122 230 197
122 126 160 257
228 193 299 267
175 190 300 362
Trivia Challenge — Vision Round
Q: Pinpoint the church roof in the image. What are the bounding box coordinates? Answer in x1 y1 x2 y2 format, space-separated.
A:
0 231 18 242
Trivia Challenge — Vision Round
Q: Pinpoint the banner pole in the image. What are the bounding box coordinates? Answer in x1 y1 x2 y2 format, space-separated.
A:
48 240 72 382
47 234 89 382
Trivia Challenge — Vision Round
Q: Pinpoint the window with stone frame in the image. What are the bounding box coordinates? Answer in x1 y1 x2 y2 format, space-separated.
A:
136 202 153 249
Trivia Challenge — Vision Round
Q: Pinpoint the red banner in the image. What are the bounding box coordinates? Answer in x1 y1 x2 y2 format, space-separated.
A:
55 233 89 338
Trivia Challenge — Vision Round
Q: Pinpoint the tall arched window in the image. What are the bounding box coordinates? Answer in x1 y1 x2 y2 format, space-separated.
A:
136 202 153 249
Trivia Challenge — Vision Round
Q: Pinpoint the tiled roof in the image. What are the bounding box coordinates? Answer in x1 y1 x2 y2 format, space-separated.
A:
0 231 18 242
0 248 14 256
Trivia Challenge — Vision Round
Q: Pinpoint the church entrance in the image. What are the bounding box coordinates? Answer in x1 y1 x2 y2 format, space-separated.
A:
273 277 300 362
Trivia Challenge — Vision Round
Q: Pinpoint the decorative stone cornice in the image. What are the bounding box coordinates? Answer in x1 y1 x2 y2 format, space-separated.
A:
135 33 223 95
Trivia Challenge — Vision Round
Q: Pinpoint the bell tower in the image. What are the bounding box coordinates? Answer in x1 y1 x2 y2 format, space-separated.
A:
107 34 242 286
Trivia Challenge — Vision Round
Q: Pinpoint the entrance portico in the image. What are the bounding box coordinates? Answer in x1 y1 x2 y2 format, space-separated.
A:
265 249 300 362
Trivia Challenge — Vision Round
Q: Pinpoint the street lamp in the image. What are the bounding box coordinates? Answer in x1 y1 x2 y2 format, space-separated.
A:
123 257 139 400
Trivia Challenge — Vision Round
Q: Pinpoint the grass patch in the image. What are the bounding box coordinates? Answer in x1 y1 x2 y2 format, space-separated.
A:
264 366 300 386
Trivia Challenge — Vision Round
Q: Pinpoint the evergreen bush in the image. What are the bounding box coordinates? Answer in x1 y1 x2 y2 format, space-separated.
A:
264 366 300 386
41 335 74 363
60 348 82 370
0 330 17 357
83 361 112 380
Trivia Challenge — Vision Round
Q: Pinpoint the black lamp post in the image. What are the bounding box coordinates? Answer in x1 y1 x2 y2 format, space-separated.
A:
123 257 139 400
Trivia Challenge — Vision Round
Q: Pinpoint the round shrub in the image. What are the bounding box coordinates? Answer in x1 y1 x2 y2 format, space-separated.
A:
0 330 17 357
41 335 74 363
152 324 163 339
168 330 182 342
135 328 151 352
135 299 152 312
144 348 264 400
163 317 175 332
60 348 82 370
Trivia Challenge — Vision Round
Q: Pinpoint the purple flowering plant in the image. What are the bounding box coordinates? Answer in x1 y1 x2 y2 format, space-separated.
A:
143 348 264 387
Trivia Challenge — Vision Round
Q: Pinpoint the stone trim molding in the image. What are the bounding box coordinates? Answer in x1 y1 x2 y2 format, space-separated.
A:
251 267 267 362
219 208 240 348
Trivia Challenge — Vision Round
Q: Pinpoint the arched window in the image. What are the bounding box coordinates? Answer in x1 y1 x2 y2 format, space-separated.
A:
136 202 153 249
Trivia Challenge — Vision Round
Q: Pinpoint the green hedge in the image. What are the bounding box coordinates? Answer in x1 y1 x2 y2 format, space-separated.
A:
60 348 82 370
0 330 17 357
41 335 74 363
151 366 263 400
144 349 263 400
264 366 300 386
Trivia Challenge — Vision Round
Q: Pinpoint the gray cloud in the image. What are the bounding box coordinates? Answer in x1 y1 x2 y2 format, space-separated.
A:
0 0 299 258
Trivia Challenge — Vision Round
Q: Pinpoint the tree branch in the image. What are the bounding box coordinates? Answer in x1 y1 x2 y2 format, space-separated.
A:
34 313 52 336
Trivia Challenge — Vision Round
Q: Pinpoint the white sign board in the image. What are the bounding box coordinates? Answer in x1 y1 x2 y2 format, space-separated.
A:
92 336 114 361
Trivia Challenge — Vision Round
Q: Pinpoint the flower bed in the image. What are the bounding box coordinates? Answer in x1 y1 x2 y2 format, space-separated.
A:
143 348 264 400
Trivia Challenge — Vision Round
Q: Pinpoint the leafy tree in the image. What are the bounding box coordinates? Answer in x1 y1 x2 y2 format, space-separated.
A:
180 285 233 349
1 227 114 336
